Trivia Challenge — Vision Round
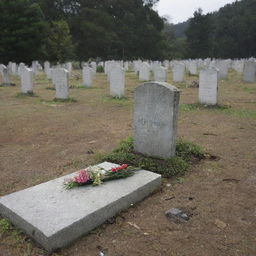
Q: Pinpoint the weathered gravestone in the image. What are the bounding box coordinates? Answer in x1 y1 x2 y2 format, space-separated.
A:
21 67 33 94
53 68 69 99
134 82 180 158
82 66 93 87
0 64 11 86
199 67 219 105
243 60 256 83
173 63 185 82
110 66 125 98
216 60 229 80
188 60 198 75
0 162 161 252
139 62 151 81
154 66 167 82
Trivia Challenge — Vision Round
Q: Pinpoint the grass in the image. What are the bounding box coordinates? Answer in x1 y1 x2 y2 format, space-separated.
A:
97 137 205 178
180 103 256 119
53 97 77 103
102 95 131 106
16 91 37 98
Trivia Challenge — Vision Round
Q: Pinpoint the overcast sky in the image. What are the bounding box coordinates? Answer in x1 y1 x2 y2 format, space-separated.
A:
155 0 237 24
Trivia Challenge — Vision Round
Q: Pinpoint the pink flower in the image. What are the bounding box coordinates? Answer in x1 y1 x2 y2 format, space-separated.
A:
74 169 91 184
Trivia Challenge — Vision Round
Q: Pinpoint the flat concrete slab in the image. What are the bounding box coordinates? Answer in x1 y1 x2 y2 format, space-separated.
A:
0 162 161 252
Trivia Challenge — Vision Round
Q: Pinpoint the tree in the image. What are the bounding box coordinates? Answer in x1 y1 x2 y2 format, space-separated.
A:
45 20 74 63
185 8 212 58
0 0 47 64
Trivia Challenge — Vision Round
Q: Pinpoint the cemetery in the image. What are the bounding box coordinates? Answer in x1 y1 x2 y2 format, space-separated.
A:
0 0 256 255
0 59 255 256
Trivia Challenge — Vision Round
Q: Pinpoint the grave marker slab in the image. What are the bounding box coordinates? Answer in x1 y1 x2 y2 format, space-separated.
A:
82 66 93 87
134 82 180 158
0 162 161 252
243 60 256 83
54 68 69 99
110 66 125 98
21 67 33 93
199 67 219 105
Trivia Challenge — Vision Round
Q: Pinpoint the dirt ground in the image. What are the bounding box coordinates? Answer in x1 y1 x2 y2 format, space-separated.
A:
0 69 255 256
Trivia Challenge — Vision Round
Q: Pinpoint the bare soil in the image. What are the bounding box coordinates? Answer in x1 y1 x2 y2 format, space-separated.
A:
0 70 255 256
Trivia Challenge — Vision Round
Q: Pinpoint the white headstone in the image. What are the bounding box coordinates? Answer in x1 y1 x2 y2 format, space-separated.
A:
110 66 125 98
0 64 11 85
139 62 151 81
134 82 180 158
243 60 256 83
173 63 185 82
216 60 229 80
82 66 93 87
54 68 69 99
21 67 33 93
199 67 219 105
154 66 167 82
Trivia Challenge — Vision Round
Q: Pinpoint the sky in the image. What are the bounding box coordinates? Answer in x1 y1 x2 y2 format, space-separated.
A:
155 0 237 24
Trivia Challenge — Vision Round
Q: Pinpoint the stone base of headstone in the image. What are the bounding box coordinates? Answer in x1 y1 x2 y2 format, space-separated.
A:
0 162 161 252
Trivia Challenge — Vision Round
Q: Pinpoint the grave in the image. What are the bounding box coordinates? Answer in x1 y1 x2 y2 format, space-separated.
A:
173 63 185 82
154 66 167 82
0 64 11 86
110 65 125 98
53 68 69 99
82 66 93 87
139 62 151 81
21 67 33 94
216 60 229 80
0 162 161 252
243 60 256 83
134 82 180 158
199 67 219 105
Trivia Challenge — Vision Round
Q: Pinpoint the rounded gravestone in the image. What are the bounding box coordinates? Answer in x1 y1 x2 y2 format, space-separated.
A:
134 82 180 159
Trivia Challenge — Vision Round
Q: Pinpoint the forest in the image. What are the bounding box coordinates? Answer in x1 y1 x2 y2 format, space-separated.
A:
0 0 255 63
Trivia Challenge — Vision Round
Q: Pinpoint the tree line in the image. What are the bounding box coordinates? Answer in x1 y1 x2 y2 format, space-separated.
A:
0 0 255 64
168 0 256 59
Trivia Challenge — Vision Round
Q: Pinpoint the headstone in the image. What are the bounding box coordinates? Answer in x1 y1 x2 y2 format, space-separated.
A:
21 68 33 94
0 64 11 86
199 67 219 105
54 68 69 99
11 62 17 75
44 61 51 77
110 66 125 98
243 60 256 83
154 66 167 82
66 62 72 74
32 61 39 75
173 63 185 82
139 62 151 81
216 60 229 80
188 61 198 75
91 62 97 75
134 82 180 158
0 162 161 253
18 63 26 76
82 66 93 87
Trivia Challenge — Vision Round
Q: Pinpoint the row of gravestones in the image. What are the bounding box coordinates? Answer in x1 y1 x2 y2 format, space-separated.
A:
1 58 255 101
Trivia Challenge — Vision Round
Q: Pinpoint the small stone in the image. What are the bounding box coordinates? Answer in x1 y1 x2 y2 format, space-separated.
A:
215 219 227 229
165 208 190 223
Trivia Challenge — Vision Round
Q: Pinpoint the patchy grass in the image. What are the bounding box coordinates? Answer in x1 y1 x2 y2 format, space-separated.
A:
97 137 205 178
15 92 37 98
102 95 131 106
45 86 55 90
53 97 77 103
0 218 11 233
180 103 256 119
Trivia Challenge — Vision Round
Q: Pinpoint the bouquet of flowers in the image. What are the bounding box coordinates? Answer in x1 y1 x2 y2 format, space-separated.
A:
64 164 135 189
